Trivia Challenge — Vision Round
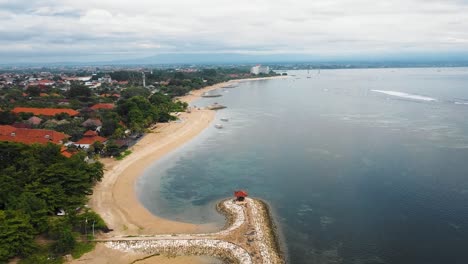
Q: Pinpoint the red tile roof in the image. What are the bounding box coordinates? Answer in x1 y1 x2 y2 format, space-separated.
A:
0 125 16 135
83 130 98 136
90 103 115 110
60 146 75 158
0 125 70 145
12 107 79 117
234 190 248 198
75 135 107 145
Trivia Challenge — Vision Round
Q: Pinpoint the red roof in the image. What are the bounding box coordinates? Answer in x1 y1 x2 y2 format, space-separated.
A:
0 125 69 145
83 130 98 136
234 190 248 198
75 135 107 145
12 107 79 117
60 146 76 158
90 103 115 110
0 125 16 135
38 79 54 85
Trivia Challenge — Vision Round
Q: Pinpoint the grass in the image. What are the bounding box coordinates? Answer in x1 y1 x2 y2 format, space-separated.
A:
115 150 132 160
71 242 96 259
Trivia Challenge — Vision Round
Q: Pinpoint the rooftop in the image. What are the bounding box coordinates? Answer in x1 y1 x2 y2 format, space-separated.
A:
12 107 79 117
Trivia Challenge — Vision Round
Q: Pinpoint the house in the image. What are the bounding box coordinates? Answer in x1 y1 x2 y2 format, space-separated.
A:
73 130 107 149
12 107 79 117
82 118 102 128
90 103 115 110
0 125 70 145
38 79 54 86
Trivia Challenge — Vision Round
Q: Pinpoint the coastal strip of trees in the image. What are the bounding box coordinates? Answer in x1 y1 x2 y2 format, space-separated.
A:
0 142 106 263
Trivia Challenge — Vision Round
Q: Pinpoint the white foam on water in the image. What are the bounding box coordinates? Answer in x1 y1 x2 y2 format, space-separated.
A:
454 101 468 105
371 90 437 102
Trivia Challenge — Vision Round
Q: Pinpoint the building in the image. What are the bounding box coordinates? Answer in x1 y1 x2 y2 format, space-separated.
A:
0 125 69 145
90 103 115 110
73 130 107 149
82 118 103 128
250 65 270 75
98 75 112 84
12 107 79 117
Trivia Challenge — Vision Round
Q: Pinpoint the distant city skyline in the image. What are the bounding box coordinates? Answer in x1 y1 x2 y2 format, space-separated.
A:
1 0 468 64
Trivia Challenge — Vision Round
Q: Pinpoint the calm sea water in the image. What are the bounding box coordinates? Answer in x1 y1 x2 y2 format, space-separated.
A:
138 68 468 264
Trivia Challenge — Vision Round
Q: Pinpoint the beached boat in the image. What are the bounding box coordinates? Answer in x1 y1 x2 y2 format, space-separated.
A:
215 124 223 129
220 118 229 122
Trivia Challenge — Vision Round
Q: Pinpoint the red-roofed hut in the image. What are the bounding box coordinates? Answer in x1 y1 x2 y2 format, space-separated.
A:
234 190 248 201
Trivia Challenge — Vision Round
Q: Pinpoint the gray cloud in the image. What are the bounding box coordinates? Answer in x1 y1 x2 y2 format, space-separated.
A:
0 0 467 63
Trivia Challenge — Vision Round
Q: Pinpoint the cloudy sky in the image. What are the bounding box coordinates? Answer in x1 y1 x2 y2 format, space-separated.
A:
1 0 468 63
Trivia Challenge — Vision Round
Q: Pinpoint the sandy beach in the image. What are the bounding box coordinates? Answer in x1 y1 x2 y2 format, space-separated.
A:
73 76 285 263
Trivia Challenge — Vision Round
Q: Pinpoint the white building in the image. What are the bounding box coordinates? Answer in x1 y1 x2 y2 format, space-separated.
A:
250 65 270 75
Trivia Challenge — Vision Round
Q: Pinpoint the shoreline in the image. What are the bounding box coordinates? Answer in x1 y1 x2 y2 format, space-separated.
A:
76 76 286 263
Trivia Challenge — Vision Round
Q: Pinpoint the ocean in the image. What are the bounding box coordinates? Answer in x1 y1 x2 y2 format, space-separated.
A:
138 68 468 264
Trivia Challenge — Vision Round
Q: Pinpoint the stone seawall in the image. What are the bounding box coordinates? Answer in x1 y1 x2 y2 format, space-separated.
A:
102 198 284 264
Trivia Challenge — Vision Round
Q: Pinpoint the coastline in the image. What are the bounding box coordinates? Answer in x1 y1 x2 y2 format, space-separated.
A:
74 76 286 263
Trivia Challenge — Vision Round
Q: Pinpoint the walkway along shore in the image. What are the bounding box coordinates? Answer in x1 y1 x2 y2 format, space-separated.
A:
73 76 287 263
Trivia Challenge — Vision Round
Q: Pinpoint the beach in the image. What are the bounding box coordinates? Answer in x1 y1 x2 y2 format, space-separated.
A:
72 76 285 263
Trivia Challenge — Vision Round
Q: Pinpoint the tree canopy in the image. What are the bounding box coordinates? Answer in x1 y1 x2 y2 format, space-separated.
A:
0 142 104 262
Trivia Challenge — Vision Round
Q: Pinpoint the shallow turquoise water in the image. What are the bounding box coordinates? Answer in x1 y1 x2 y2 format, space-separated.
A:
138 68 468 264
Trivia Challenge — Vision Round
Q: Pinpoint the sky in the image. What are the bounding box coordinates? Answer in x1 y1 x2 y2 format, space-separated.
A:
1 0 468 64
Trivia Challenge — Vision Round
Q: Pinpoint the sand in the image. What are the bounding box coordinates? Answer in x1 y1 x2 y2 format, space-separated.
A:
72 76 286 263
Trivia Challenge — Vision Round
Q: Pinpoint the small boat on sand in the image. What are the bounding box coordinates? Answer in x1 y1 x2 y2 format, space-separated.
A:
215 124 223 129
220 118 229 122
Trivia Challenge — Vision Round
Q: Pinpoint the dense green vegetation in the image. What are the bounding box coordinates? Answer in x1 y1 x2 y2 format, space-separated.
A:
0 142 105 263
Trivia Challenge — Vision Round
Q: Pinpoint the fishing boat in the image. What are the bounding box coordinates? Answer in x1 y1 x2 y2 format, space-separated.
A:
201 92 222 98
207 103 227 110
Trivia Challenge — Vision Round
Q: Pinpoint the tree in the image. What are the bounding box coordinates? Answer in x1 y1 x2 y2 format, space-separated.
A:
26 86 41 97
52 228 75 254
69 82 91 99
0 210 35 262
100 112 121 137
12 192 49 233
104 141 121 157
0 111 16 125
121 87 150 99
0 142 105 261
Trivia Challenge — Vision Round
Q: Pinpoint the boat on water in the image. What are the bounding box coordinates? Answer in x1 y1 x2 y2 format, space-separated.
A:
207 102 227 110
201 92 222 98
220 118 229 122
215 124 223 129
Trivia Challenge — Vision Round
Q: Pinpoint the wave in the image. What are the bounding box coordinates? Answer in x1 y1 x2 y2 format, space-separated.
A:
371 90 437 102
454 101 468 105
